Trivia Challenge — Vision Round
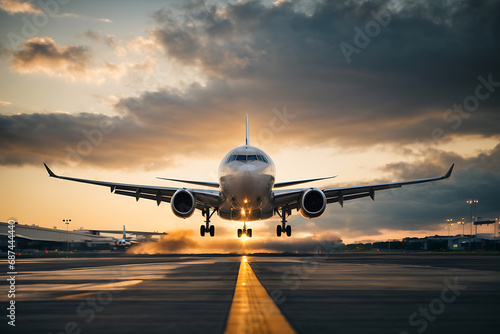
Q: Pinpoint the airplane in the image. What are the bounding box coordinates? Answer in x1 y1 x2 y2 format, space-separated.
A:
44 116 454 238
80 225 167 247
116 225 131 247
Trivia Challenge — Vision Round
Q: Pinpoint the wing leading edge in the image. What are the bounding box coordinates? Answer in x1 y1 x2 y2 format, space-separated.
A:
274 163 454 209
43 163 219 208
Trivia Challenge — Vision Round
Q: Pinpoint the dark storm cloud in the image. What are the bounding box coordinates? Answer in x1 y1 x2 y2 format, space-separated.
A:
2 0 500 169
0 108 247 169
140 0 500 146
0 112 135 168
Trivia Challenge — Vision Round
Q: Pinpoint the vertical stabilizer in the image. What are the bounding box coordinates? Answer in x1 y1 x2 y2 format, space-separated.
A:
246 115 249 146
122 225 126 239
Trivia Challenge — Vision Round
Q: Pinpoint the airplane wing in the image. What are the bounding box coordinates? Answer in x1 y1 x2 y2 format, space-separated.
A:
43 163 220 209
274 164 454 209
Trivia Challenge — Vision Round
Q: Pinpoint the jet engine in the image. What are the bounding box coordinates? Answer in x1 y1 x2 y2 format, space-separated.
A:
299 188 327 219
171 189 196 218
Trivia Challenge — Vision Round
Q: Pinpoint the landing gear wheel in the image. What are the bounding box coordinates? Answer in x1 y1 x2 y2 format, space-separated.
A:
277 225 282 237
286 225 292 237
247 229 252 238
238 229 243 238
200 225 206 237
209 225 215 237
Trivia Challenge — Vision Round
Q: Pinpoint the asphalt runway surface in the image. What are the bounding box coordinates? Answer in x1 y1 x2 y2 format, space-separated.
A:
2 254 499 334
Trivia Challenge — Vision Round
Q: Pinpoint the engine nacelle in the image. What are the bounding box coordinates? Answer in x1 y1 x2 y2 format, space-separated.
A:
171 189 196 218
299 188 327 219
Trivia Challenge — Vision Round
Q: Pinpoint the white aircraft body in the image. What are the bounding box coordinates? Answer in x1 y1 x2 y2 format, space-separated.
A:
116 225 131 247
44 116 454 238
84 225 166 247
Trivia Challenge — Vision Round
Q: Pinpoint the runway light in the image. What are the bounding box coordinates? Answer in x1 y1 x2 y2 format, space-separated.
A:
242 282 246 286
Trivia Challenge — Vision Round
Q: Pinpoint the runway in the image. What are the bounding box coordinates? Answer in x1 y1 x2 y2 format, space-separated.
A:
2 254 499 334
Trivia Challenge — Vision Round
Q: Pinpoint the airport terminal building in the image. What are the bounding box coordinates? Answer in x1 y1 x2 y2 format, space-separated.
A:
0 221 115 252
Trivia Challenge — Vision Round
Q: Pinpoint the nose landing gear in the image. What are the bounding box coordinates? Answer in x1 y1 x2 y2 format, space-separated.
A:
237 222 252 238
200 208 217 237
276 206 292 237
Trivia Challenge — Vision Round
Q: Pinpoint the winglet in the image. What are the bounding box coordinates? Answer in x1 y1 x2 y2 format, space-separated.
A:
44 163 57 177
444 163 454 179
245 114 249 146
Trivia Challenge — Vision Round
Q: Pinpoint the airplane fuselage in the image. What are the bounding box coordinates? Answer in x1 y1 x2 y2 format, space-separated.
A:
218 145 276 221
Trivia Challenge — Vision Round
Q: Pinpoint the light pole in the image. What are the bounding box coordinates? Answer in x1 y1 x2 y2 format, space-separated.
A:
446 219 454 237
467 200 478 250
495 218 498 252
63 219 71 252
458 218 465 237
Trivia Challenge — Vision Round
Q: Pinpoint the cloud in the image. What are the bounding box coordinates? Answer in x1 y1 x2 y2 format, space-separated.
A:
306 145 500 239
2 1 499 173
9 36 157 83
81 29 117 48
2 1 500 171
0 112 137 168
0 0 41 15
0 100 11 106
139 0 500 149
54 12 112 23
10 37 92 81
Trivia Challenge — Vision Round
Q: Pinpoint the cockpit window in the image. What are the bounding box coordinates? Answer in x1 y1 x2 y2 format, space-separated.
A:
227 154 269 163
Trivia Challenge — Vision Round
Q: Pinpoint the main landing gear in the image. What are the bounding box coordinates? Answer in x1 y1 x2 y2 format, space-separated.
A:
237 222 252 238
276 206 292 237
200 208 217 237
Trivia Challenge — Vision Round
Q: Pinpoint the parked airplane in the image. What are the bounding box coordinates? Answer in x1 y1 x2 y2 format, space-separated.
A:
44 116 454 238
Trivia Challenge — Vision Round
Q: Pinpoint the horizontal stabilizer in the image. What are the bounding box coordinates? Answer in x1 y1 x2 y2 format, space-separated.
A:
274 175 337 188
156 177 220 188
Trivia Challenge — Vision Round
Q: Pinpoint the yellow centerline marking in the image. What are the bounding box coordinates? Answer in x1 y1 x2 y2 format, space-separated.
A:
225 256 296 334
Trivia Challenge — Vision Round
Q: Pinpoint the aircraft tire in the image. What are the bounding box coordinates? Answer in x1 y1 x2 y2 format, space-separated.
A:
200 225 205 237
209 225 215 237
276 225 281 237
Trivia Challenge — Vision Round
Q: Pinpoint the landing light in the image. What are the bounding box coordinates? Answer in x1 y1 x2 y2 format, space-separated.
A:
241 209 245 215
244 199 248 204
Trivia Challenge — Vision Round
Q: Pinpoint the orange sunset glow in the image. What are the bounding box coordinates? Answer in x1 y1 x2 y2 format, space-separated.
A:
1 0 499 252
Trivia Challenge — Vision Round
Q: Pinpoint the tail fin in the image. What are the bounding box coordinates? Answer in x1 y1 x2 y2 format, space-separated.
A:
122 225 126 239
245 115 249 146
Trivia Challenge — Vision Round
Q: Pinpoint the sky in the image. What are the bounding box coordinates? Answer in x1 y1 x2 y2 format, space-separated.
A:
0 0 499 253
